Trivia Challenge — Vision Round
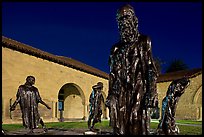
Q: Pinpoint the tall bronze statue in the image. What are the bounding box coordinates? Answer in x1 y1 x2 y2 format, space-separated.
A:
88 82 104 131
156 77 190 135
105 4 158 135
10 76 51 133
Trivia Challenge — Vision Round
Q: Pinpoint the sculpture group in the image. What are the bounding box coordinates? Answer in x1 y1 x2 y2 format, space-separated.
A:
8 4 190 135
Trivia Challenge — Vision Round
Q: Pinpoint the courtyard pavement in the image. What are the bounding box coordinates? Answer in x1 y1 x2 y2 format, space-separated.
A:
3 128 113 135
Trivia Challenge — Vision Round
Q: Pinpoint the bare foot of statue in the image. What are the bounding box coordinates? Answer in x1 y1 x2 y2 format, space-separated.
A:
27 129 34 135
43 126 48 133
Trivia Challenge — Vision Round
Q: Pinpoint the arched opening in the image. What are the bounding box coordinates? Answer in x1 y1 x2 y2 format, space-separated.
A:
58 83 85 121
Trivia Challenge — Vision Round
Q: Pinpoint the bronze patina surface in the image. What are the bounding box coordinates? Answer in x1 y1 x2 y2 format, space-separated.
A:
106 4 158 135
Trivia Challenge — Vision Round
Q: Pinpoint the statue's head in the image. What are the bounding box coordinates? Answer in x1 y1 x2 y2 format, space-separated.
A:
92 82 103 91
116 4 139 44
174 77 190 94
26 75 35 85
168 77 190 96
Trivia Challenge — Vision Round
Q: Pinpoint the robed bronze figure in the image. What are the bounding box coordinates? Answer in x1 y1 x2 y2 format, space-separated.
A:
105 4 158 135
10 76 51 133
156 77 190 135
88 82 104 131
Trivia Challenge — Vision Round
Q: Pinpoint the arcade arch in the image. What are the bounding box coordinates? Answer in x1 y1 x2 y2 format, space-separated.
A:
58 83 85 121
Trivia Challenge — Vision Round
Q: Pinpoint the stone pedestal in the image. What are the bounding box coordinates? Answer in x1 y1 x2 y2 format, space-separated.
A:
84 129 101 135
84 131 98 135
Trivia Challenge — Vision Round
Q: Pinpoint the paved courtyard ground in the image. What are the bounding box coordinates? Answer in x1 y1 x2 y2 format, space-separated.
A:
3 128 113 135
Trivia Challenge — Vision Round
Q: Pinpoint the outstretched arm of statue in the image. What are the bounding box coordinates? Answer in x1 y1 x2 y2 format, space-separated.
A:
35 89 51 109
10 100 18 111
39 99 51 109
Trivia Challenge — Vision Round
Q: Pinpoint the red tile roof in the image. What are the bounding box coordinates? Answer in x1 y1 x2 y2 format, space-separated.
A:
2 36 109 79
157 68 202 83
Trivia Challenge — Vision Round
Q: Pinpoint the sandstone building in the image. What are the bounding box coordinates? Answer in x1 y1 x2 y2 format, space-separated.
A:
2 36 109 124
2 36 202 124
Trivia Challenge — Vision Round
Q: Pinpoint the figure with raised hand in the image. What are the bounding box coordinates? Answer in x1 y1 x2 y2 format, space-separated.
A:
10 76 51 134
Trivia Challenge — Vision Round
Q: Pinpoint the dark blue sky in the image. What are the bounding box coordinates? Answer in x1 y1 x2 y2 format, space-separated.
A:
2 2 202 74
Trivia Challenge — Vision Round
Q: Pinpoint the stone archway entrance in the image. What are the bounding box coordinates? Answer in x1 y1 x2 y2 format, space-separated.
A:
58 83 85 121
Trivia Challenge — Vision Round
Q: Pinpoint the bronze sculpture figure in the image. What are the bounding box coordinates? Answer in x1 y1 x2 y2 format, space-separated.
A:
156 77 190 135
10 76 51 133
88 82 104 131
105 4 158 135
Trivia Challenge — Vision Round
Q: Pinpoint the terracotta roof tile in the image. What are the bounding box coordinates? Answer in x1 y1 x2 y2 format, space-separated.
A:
2 36 109 79
157 68 202 83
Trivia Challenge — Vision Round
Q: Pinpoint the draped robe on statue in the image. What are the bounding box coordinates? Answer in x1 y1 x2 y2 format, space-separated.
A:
15 84 43 129
106 35 158 135
156 77 190 135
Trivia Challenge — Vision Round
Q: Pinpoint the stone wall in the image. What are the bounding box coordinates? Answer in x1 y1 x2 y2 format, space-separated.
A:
2 45 202 124
2 47 109 124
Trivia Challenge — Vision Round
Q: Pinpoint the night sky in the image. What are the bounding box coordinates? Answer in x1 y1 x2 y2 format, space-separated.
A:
2 2 202 74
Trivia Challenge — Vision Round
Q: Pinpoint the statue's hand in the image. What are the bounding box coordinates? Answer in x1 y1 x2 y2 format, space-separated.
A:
105 99 110 108
10 106 15 111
